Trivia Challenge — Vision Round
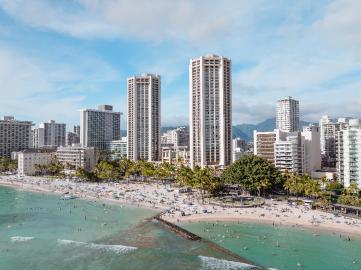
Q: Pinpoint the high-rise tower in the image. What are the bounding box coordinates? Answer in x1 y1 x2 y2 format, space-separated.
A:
127 74 161 162
189 54 232 168
276 96 300 132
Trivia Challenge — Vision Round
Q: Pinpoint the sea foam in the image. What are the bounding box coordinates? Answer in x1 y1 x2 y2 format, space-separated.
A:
199 256 259 270
10 236 34 242
57 239 137 254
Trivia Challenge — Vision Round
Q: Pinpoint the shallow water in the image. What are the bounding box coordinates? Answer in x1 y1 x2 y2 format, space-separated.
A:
0 185 260 270
182 221 361 270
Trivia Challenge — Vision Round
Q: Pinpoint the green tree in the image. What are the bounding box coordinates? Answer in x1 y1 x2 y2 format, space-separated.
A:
94 160 119 180
75 167 97 182
47 159 64 176
193 166 220 201
303 175 321 199
156 162 176 182
0 158 17 173
137 160 156 180
176 164 194 186
118 158 135 178
221 155 283 196
284 172 303 198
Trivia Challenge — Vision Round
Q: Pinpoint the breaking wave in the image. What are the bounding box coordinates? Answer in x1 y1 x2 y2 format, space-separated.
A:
57 239 137 254
199 256 259 270
10 236 34 242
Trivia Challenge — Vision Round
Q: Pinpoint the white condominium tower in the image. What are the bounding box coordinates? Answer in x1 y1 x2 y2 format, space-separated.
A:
189 54 232 168
319 115 349 166
337 119 361 188
276 96 300 132
80 105 122 150
127 74 161 162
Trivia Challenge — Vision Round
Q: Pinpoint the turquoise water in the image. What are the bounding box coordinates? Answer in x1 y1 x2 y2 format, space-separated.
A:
182 221 361 270
0 186 259 270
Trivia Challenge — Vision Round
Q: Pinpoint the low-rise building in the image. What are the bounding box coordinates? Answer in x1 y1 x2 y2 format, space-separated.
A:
56 146 97 172
254 126 321 175
17 149 56 176
161 145 190 164
232 138 249 162
253 129 287 164
161 127 189 147
105 138 127 160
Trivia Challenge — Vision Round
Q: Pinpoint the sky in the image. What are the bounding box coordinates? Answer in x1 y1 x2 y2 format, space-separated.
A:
0 0 360 130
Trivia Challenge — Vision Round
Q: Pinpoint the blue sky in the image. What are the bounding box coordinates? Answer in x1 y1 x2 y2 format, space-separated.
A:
0 0 360 130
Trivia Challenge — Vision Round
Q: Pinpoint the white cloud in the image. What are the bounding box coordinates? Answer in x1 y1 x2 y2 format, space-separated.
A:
0 0 260 45
0 0 360 126
0 46 120 128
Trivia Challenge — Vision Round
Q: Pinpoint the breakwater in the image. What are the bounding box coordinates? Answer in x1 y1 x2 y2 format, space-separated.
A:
153 212 258 265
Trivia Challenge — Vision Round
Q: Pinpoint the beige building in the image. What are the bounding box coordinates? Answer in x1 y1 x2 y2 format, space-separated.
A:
254 126 321 175
127 74 161 162
0 116 33 158
253 130 286 164
17 149 56 176
56 146 97 172
189 55 232 168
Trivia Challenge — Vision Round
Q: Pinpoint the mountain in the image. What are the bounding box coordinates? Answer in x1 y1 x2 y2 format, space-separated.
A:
121 118 313 142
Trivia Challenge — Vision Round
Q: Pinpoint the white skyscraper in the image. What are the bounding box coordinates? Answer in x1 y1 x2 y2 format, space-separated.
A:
189 54 232 168
337 119 361 188
127 74 161 162
276 96 300 132
80 105 122 150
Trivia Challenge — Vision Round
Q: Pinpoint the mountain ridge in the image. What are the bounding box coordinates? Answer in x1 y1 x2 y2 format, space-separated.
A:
121 118 313 142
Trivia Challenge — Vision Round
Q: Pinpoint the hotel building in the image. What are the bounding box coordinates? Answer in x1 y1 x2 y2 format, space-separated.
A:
189 54 232 168
0 116 32 157
80 105 122 150
127 74 161 162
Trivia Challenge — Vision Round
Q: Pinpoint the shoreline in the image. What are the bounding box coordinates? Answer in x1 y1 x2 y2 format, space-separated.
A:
0 179 164 213
1 175 361 239
175 214 361 239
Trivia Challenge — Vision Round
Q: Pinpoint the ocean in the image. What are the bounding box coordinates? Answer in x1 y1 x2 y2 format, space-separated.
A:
182 220 361 270
1 185 360 270
0 185 260 270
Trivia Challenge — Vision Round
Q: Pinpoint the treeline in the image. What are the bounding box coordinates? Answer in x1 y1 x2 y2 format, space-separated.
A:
74 159 222 194
0 158 17 173
27 154 361 208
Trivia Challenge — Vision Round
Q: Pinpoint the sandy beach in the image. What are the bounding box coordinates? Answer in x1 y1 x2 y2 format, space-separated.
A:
1 174 360 238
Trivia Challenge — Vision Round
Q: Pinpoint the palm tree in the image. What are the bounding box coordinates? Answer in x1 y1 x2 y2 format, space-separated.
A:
176 164 194 186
